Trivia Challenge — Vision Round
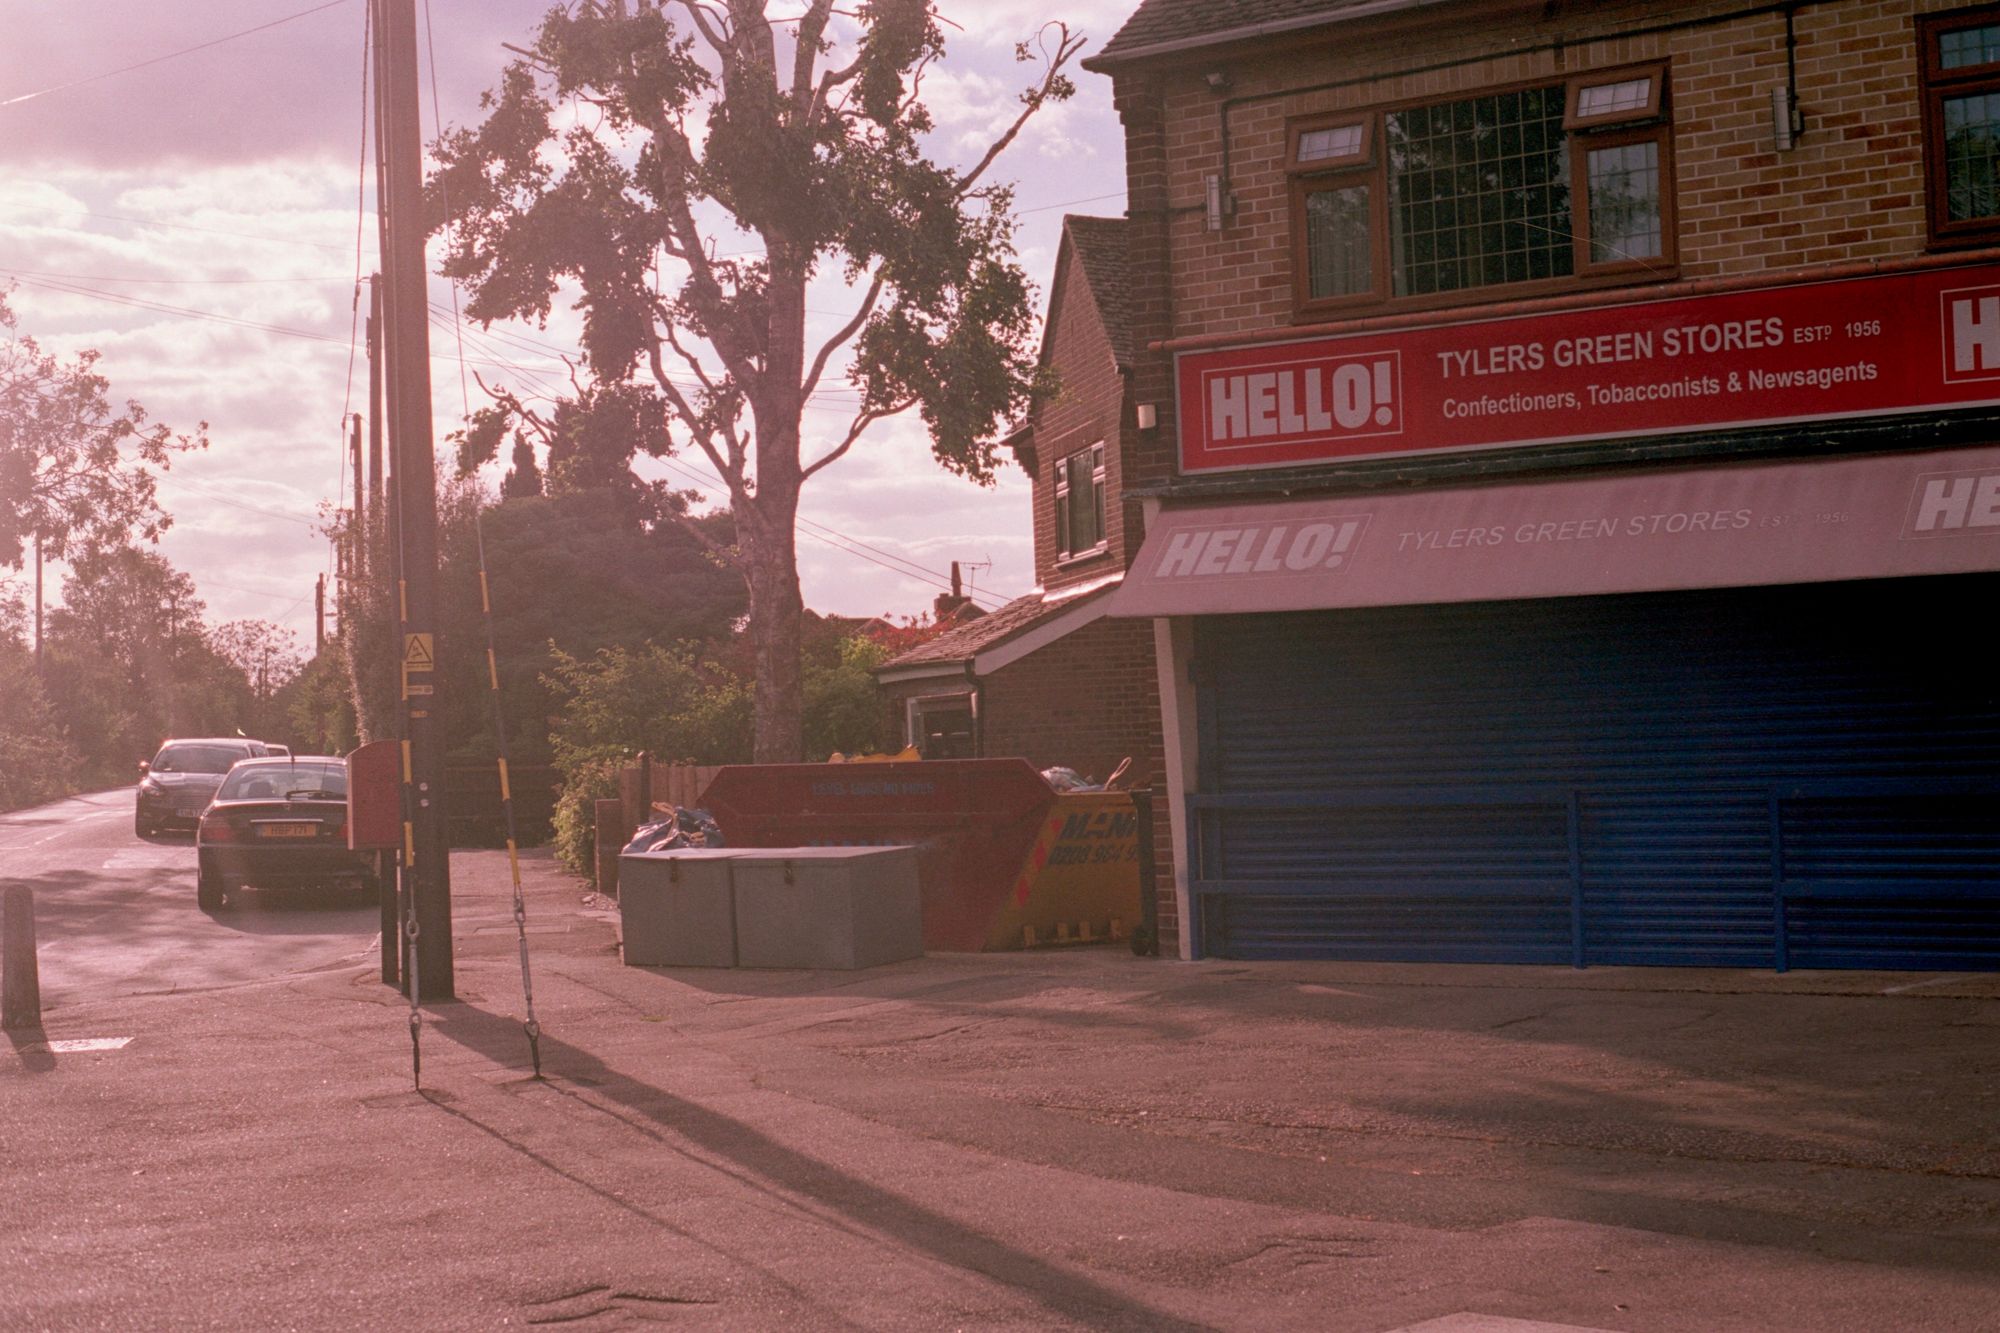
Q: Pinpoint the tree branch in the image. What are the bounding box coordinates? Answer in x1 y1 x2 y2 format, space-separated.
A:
955 22 1083 199
645 338 740 490
668 0 732 54
801 271 883 400
790 0 834 114
801 397 916 482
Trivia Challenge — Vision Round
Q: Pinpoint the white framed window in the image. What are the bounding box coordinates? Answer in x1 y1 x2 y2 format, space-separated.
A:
906 693 977 759
1055 442 1107 559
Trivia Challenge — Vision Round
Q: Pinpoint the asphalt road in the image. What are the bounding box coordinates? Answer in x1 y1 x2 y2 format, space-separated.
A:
4 826 1999 1328
0 787 378 1010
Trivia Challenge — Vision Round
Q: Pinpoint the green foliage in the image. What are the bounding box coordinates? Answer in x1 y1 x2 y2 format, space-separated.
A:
804 635 894 760
548 754 621 881
499 435 542 499
278 646 358 757
544 640 752 772
39 544 260 784
537 629 890 873
435 486 746 768
429 5 1081 760
542 640 752 874
0 640 77 811
0 288 205 570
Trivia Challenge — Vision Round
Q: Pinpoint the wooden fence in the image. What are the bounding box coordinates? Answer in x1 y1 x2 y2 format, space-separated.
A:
444 763 558 847
619 758 724 828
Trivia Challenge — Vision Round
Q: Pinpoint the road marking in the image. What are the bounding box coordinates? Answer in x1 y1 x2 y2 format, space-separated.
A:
1882 974 1973 995
15 1037 133 1054
1385 1317 1623 1333
101 849 183 871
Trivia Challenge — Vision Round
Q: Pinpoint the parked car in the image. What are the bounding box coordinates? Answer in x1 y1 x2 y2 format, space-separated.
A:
195 756 371 911
135 737 273 836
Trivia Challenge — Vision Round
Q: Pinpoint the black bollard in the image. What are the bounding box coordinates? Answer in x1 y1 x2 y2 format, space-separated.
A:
2 885 41 1030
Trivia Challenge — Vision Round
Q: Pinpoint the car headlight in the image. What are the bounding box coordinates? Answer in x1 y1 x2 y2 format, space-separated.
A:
139 778 165 796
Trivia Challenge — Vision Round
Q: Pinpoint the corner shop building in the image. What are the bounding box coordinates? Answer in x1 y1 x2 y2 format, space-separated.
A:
1115 262 2000 970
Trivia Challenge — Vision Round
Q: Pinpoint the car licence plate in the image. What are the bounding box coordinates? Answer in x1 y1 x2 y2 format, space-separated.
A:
258 823 320 839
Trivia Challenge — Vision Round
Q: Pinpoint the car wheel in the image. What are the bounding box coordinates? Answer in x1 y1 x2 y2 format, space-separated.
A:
197 866 225 911
135 815 154 838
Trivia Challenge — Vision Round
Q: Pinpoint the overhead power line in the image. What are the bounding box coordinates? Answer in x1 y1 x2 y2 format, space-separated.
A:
3 272 350 344
0 0 353 109
0 268 353 285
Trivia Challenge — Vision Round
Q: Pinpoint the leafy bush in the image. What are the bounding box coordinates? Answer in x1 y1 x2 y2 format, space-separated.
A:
549 754 622 878
543 641 754 876
804 635 893 760
0 644 78 811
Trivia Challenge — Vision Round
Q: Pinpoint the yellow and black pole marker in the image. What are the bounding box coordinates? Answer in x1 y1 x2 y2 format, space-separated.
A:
472 526 544 1078
373 0 452 1006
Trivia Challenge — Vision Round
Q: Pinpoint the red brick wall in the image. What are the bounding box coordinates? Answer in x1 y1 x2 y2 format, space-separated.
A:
981 614 1174 950
1132 0 1948 350
1030 239 1133 593
981 614 1161 787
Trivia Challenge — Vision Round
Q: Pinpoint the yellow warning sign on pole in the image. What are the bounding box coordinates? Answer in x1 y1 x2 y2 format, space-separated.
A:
403 633 434 670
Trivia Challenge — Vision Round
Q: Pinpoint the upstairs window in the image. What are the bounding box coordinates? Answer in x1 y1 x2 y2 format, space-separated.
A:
1921 7 2000 245
1288 65 1674 315
1055 443 1106 560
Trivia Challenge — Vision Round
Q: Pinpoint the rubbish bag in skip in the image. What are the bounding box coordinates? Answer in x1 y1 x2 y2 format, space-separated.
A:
621 806 726 855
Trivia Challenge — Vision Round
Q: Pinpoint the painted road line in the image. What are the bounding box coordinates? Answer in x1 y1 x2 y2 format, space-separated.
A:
1386 1316 1623 1333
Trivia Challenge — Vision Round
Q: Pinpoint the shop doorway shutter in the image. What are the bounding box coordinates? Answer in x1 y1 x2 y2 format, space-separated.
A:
1191 574 2000 969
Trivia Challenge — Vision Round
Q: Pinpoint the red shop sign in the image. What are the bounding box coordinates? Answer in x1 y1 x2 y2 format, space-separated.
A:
1176 263 2000 475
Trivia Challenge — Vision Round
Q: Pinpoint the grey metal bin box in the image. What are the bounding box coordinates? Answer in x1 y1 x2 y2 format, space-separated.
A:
618 849 739 967
731 846 923 970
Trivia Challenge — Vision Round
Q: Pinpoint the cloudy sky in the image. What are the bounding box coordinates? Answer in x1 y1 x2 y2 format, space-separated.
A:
0 0 1137 645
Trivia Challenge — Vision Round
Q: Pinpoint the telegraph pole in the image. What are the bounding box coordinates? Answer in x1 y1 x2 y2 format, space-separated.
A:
32 530 42 675
373 0 452 1000
367 276 385 522
350 411 366 579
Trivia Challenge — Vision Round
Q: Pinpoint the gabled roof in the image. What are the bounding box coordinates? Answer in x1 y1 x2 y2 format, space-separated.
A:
1060 216 1136 371
1008 215 1134 473
877 580 1121 672
1087 0 1451 69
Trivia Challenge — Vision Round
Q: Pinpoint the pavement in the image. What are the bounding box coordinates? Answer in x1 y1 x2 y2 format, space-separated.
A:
3 846 1999 1331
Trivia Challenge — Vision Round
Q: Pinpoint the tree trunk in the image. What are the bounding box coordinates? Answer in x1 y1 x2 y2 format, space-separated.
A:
742 247 810 765
741 491 804 764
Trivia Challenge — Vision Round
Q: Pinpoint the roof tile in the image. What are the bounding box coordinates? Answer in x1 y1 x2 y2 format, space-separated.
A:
1092 0 1437 66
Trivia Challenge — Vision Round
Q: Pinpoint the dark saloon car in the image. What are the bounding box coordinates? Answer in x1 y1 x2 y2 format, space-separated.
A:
195 757 373 910
135 737 272 835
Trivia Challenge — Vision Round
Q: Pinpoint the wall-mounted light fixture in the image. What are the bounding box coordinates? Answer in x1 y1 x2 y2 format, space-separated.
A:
1771 86 1803 151
1204 173 1224 232
1773 4 1804 152
1203 69 1231 94
1135 403 1158 431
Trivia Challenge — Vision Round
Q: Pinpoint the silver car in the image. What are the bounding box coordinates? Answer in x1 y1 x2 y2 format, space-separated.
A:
134 738 271 836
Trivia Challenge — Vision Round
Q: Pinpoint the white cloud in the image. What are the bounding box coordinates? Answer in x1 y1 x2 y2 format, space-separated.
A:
5 1 1128 648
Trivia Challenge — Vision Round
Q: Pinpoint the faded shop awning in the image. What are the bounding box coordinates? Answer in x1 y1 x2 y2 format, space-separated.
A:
1113 444 2000 617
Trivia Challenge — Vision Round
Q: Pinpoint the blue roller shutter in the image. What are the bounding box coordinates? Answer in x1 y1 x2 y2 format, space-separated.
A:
1190 574 2000 969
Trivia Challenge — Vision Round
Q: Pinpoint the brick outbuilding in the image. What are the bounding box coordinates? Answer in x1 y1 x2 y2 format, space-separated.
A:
876 215 1172 939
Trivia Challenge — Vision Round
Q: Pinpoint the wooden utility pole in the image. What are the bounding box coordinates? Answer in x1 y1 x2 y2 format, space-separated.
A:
367 276 385 523
350 412 366 579
32 530 42 675
373 0 452 1000
315 574 325 655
